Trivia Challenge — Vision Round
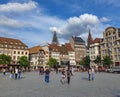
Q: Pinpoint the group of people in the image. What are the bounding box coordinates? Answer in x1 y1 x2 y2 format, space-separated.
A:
60 68 72 84
10 68 21 80
88 67 95 81
39 66 73 85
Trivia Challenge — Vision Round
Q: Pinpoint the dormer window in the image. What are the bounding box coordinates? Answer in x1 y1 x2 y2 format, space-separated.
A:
10 42 13 44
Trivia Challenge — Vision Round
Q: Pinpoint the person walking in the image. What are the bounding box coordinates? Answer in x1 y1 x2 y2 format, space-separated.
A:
15 68 18 80
91 67 95 81
44 68 50 83
10 68 14 79
18 68 21 79
66 69 71 84
60 68 66 84
88 68 92 81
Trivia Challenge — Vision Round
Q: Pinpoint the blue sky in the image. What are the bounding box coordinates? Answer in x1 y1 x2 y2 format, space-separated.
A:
0 0 120 47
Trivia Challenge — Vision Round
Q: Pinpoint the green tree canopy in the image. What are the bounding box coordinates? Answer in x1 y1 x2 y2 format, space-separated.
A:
0 54 11 64
102 56 113 67
84 56 90 68
18 56 29 67
94 56 102 65
47 58 58 67
79 60 85 66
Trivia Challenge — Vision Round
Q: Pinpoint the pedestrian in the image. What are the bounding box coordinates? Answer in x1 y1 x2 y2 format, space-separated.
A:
88 68 92 81
18 68 21 79
66 69 71 84
15 68 18 80
3 68 6 76
91 67 95 81
10 68 14 79
60 69 66 84
44 68 50 83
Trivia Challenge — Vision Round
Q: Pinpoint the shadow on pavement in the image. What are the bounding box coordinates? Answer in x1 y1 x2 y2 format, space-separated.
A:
82 77 89 81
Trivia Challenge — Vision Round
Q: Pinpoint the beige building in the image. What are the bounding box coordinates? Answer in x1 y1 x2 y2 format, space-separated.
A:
70 36 86 64
100 27 120 66
48 44 60 64
42 45 50 65
42 43 76 66
0 37 29 65
90 38 101 61
65 43 76 65
29 46 45 69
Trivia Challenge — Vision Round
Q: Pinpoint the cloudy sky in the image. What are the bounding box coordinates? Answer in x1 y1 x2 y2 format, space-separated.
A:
0 0 120 47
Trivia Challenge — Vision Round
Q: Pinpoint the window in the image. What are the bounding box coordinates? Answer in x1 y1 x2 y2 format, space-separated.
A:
18 51 20 54
15 42 18 45
4 41 7 43
13 56 16 60
17 56 20 60
114 48 117 53
5 45 7 47
106 33 108 36
10 42 13 44
113 32 116 34
14 51 16 54
25 52 27 55
22 52 24 54
9 45 12 48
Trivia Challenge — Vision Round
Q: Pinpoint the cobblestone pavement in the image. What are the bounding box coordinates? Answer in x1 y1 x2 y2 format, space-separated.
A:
0 72 120 97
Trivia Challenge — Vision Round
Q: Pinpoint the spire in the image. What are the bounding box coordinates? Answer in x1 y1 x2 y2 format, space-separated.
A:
52 31 59 45
87 29 93 48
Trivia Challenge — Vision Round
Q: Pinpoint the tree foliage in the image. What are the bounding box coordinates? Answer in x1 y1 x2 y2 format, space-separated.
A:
94 56 102 65
85 56 90 68
79 60 85 66
81 56 90 68
102 56 113 67
18 56 29 67
0 54 11 64
47 57 58 67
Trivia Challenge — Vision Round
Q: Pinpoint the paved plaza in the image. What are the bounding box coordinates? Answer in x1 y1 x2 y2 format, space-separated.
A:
0 71 120 97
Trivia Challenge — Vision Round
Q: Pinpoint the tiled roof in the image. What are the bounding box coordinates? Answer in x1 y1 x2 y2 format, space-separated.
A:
93 38 101 43
59 45 68 54
0 37 28 49
65 43 74 51
48 44 59 52
29 45 43 54
73 36 85 43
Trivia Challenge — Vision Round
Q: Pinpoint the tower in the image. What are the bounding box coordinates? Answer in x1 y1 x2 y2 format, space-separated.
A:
87 29 93 48
52 31 59 45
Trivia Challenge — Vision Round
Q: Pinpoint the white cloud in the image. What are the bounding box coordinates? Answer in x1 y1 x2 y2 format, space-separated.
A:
0 16 25 28
0 29 15 37
0 1 111 47
100 17 111 22
0 1 37 12
50 13 107 40
94 0 120 7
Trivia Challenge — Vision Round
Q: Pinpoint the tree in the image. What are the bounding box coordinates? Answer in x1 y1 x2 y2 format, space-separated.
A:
94 56 102 66
18 56 29 67
84 56 90 68
0 54 11 64
47 58 58 68
102 56 113 67
79 60 85 66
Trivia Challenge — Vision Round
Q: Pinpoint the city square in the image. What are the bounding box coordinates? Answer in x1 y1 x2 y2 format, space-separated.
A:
0 71 120 97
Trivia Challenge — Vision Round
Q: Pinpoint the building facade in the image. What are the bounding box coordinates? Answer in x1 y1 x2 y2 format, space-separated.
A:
42 45 50 65
100 27 120 66
70 36 86 64
90 38 101 61
29 46 45 69
0 37 29 65
48 44 60 64
65 43 76 65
